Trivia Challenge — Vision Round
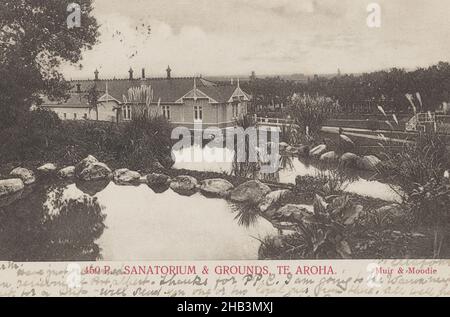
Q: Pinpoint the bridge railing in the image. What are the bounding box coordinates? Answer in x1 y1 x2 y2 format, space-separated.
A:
254 116 295 127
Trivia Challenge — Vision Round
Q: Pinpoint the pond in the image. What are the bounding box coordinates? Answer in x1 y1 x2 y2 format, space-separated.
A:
172 144 402 202
0 181 277 262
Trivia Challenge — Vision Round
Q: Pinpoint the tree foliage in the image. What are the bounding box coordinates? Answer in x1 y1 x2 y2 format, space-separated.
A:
244 62 450 115
0 0 99 128
289 94 332 137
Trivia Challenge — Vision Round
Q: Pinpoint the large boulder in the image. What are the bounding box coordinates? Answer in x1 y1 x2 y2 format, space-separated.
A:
258 189 292 213
145 173 170 193
0 179 24 198
75 155 98 177
146 173 170 186
199 179 234 198
57 166 75 179
339 152 360 168
37 163 57 174
169 175 198 196
78 162 112 181
112 168 141 185
10 167 35 185
357 155 381 171
320 151 340 163
230 180 271 204
309 144 327 158
269 204 314 222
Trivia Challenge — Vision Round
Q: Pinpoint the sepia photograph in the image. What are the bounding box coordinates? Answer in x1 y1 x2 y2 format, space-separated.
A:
0 0 450 273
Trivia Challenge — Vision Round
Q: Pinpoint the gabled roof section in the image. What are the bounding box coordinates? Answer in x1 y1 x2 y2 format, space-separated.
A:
229 86 250 102
98 93 121 104
176 88 219 103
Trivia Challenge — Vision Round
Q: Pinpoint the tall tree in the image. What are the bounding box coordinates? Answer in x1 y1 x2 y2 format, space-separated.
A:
0 0 99 128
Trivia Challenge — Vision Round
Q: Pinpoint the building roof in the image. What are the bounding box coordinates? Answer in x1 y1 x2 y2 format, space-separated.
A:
41 93 90 108
40 77 250 107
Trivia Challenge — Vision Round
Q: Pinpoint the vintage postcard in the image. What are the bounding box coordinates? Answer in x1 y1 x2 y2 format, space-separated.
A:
0 0 449 299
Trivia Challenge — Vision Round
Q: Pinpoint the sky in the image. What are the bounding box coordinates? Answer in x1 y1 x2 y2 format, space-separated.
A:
62 0 450 79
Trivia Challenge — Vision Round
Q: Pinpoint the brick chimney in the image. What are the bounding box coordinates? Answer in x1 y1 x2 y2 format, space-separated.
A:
141 68 146 79
166 65 171 79
94 69 99 80
129 67 134 80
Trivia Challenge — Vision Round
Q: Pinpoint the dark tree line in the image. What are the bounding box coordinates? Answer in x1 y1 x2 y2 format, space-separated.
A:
0 0 99 129
243 61 450 115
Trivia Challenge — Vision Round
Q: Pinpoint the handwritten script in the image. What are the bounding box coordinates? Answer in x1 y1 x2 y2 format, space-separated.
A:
0 260 449 297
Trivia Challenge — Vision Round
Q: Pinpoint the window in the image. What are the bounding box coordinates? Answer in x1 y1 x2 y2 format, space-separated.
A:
63 113 67 119
162 105 171 120
73 113 77 120
232 103 239 118
194 105 202 121
123 105 131 120
83 113 88 119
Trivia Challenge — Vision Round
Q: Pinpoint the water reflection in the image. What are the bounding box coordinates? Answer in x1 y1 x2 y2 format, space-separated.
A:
0 183 106 261
0 181 277 261
95 183 276 260
172 145 401 202
76 179 110 196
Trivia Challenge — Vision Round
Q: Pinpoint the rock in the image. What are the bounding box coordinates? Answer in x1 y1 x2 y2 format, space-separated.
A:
146 173 170 193
78 162 112 181
10 167 35 185
269 204 314 222
146 173 170 186
199 179 234 198
374 204 407 226
75 155 98 177
169 175 198 196
297 145 310 157
37 163 57 174
57 166 75 179
139 176 148 184
279 142 289 151
0 179 24 198
320 151 340 163
258 190 292 213
339 153 360 168
309 144 327 158
357 155 381 171
230 180 271 204
112 168 141 185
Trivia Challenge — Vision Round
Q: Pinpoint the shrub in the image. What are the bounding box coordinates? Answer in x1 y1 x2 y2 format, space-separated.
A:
407 178 450 258
0 108 62 164
289 94 332 138
381 131 449 195
0 110 174 171
259 194 362 259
